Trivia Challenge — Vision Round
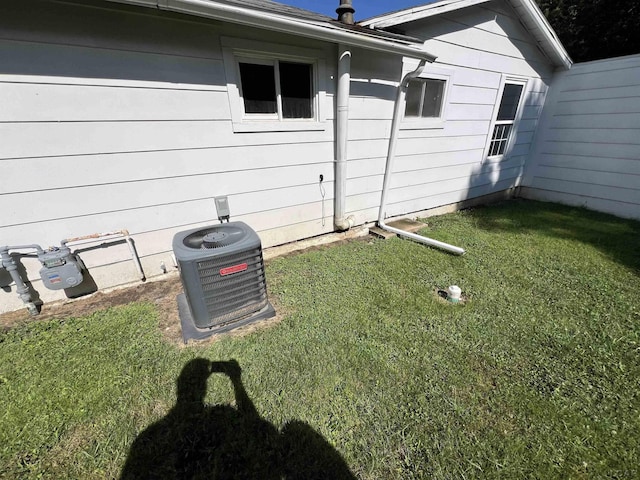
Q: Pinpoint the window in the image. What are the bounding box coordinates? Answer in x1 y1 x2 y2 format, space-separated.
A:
486 80 526 158
238 59 314 119
400 64 452 130
405 78 445 118
221 37 327 132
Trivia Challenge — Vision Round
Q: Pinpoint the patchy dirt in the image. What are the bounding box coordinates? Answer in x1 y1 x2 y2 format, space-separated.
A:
0 273 291 346
0 275 184 341
0 234 370 345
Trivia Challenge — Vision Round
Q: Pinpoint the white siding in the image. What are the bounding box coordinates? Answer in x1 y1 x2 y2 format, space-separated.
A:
522 54 640 220
0 0 561 313
0 1 336 311
344 0 555 223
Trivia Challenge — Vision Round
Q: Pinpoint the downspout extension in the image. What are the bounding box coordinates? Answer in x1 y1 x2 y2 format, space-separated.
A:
334 44 355 231
377 60 465 255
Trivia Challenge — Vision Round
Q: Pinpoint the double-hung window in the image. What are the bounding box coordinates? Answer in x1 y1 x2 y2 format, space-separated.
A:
222 37 327 133
486 79 527 158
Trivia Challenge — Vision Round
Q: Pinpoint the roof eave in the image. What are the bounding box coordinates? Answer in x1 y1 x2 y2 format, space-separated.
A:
508 0 572 69
104 0 437 61
360 0 492 28
360 0 572 70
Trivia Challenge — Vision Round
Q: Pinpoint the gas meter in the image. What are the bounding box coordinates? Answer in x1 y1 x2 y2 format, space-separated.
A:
38 246 83 290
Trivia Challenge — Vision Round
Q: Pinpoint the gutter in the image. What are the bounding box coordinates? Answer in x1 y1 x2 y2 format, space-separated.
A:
377 60 465 255
105 0 437 62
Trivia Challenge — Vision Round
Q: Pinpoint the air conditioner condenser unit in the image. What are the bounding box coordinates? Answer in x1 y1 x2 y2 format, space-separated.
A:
172 221 275 342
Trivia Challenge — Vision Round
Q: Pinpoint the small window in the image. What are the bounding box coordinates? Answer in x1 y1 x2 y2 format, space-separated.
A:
487 82 525 158
238 59 314 120
405 78 445 118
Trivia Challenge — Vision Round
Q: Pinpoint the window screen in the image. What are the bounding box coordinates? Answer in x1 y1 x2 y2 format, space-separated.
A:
497 84 524 121
279 62 313 119
239 63 277 114
405 78 445 119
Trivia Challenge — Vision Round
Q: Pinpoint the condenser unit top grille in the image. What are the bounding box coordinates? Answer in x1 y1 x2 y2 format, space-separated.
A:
173 222 261 261
181 225 247 250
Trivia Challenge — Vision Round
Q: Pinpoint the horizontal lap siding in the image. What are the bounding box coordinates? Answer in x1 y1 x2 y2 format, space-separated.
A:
345 0 552 223
0 0 336 310
523 54 640 220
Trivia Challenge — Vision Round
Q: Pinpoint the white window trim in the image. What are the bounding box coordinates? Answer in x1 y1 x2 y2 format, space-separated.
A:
221 37 327 133
483 75 529 162
400 63 454 130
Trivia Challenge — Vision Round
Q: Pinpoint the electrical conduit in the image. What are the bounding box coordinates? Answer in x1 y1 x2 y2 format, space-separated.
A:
377 60 465 255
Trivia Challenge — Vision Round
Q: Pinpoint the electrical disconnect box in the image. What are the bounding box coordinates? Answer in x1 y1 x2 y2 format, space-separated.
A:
38 247 83 290
214 196 230 222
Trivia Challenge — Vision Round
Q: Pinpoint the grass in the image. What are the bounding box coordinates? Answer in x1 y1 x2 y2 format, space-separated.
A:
1 200 639 479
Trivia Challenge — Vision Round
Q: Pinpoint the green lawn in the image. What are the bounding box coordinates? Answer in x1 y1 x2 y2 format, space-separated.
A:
1 200 639 479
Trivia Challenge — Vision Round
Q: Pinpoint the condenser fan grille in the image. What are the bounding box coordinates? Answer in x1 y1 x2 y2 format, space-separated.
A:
196 248 268 325
182 225 245 249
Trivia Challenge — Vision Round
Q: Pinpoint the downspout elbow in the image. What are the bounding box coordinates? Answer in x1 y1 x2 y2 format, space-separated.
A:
335 215 355 231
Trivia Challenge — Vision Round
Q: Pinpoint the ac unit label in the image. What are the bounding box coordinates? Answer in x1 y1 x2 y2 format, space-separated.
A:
220 263 248 276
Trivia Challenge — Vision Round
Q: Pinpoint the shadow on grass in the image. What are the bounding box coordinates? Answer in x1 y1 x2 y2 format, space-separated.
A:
471 199 640 272
121 358 355 480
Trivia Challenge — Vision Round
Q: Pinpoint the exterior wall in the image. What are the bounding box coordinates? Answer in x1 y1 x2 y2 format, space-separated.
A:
0 0 560 313
521 54 640 220
344 0 556 223
0 0 337 312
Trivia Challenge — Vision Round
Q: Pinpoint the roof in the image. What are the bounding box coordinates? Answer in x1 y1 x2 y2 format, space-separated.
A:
215 0 333 23
360 0 572 69
104 0 437 61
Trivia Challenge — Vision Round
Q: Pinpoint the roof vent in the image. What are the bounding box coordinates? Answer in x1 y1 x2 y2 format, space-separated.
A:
336 0 355 24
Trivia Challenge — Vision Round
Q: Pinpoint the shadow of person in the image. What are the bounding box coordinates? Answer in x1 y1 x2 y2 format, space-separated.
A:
120 358 355 480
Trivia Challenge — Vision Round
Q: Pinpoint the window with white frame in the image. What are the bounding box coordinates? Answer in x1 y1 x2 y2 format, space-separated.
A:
238 58 314 119
221 38 326 133
400 66 452 129
487 80 526 158
405 78 445 119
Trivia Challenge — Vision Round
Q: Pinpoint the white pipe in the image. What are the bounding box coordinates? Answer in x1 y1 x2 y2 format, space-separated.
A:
61 229 146 280
377 61 465 255
334 45 355 231
105 0 437 62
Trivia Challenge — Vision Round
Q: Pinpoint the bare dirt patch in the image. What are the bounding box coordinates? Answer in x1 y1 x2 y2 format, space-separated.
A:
0 235 367 344
0 275 186 342
0 273 290 346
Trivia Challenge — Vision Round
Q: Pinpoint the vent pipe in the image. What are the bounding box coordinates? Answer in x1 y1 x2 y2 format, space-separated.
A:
336 0 355 24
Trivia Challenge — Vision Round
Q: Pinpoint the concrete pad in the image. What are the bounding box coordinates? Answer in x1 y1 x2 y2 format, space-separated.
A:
386 218 426 233
369 226 397 239
370 218 427 239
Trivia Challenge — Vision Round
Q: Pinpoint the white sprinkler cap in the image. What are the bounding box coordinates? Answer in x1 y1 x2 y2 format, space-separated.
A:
447 285 461 303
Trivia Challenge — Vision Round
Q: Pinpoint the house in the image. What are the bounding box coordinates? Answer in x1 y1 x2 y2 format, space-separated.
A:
0 0 576 313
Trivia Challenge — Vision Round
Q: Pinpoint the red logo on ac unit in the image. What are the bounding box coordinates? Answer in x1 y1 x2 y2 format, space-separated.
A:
220 263 248 276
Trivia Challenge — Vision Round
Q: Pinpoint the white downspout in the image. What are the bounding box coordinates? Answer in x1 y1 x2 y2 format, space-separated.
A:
377 60 466 255
334 44 355 231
